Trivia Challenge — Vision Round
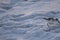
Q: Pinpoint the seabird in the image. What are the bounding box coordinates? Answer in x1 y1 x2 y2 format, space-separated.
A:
43 17 60 32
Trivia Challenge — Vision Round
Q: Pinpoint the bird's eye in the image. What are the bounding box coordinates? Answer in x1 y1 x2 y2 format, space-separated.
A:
56 18 58 21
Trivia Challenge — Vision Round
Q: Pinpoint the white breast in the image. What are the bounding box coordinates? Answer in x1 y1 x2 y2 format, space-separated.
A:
48 20 60 26
47 20 60 31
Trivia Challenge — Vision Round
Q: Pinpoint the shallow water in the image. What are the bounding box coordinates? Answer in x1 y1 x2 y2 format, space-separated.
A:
0 0 60 40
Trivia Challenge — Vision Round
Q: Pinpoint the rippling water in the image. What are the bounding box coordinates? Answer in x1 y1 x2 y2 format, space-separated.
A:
0 0 60 40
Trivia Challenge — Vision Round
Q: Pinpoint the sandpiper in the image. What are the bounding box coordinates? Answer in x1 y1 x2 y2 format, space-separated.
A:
43 17 60 32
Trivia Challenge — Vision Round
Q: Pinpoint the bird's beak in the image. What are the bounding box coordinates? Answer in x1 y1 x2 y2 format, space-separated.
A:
43 18 48 20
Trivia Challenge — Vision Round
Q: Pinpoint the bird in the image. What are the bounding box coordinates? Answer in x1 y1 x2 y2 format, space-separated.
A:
43 17 60 32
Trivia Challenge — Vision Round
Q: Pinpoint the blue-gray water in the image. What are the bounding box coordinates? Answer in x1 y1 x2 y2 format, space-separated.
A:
0 0 60 40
